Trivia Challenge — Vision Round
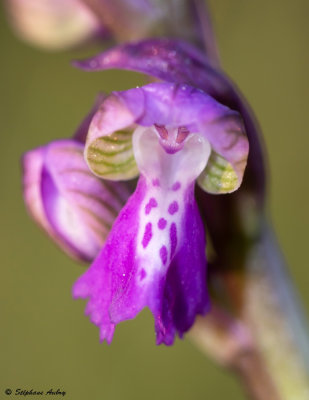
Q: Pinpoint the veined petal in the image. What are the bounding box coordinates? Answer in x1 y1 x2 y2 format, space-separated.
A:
85 128 139 180
73 127 211 344
22 139 130 262
198 151 239 194
197 111 248 193
84 92 144 180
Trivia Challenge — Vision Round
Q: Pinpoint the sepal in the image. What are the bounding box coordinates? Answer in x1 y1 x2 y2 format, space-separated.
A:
22 139 130 262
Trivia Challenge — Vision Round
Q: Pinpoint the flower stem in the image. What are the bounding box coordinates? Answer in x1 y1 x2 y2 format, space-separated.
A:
231 349 281 400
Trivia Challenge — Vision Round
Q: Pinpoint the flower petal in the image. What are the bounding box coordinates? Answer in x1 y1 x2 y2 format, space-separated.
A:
22 139 130 262
85 128 139 180
73 38 213 86
198 151 238 194
84 92 144 180
73 126 211 344
197 112 248 193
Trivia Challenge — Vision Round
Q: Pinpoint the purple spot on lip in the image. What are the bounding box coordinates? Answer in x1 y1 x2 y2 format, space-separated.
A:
152 178 160 187
168 201 179 215
172 182 181 191
170 223 177 259
145 197 158 215
160 246 168 265
158 218 167 230
142 222 152 248
140 269 147 280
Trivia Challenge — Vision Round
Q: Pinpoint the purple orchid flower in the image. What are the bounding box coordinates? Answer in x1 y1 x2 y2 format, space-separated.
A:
21 38 251 345
72 82 249 344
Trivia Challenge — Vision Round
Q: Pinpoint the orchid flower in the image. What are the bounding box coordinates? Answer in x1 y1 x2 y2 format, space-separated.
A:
72 82 249 344
22 39 249 344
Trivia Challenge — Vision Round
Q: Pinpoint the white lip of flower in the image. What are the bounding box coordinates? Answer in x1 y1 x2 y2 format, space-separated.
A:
133 125 211 285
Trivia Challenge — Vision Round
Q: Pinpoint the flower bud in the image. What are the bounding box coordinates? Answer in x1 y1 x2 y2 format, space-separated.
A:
5 0 102 50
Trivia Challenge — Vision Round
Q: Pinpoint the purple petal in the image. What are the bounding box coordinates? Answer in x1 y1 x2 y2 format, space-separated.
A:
155 188 210 344
73 38 212 83
73 123 210 344
22 139 130 262
72 178 145 343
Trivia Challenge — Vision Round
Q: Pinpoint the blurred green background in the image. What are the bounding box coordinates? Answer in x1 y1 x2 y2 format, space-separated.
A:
1 1 308 399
